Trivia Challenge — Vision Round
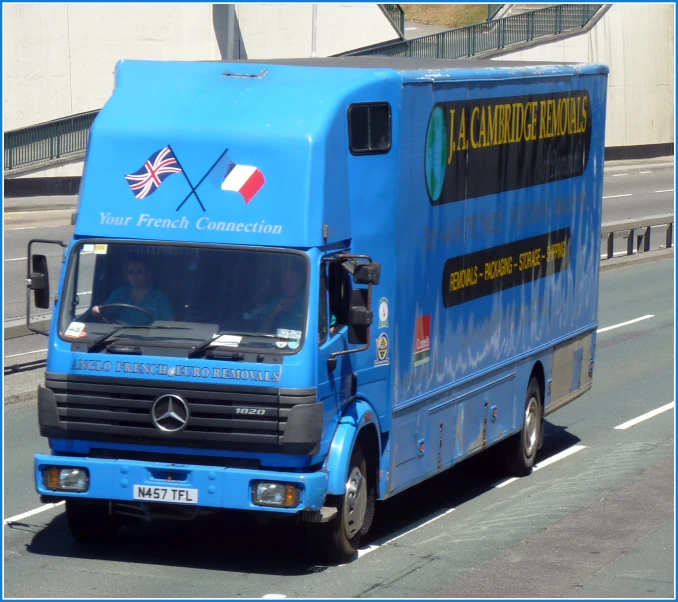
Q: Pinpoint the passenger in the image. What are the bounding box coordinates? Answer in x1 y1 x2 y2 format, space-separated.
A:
92 258 174 325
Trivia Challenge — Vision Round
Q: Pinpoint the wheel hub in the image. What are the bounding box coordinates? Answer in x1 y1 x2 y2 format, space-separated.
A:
343 466 367 539
524 395 539 458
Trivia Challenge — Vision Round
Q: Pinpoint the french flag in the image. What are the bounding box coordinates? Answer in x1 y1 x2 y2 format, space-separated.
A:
211 151 265 204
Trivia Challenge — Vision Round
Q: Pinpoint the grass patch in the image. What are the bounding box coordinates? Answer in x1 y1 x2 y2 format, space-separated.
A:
402 4 489 29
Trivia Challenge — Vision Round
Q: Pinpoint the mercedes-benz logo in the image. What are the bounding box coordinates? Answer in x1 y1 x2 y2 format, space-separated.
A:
151 394 190 433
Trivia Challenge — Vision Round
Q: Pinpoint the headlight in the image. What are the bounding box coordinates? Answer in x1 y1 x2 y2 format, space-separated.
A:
252 482 301 508
43 467 89 492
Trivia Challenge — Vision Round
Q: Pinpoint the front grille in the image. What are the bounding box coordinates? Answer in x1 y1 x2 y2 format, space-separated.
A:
43 374 316 452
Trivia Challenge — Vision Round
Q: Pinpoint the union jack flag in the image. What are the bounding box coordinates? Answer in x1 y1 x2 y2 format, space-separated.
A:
125 147 183 199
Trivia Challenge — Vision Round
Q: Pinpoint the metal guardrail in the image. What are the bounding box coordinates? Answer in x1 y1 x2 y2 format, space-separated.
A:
343 4 603 58
4 110 98 172
487 4 505 21
4 313 52 340
5 214 673 342
601 213 674 260
382 4 405 36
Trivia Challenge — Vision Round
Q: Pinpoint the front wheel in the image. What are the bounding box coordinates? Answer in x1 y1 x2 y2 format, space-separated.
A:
308 442 375 564
504 377 542 477
66 499 120 543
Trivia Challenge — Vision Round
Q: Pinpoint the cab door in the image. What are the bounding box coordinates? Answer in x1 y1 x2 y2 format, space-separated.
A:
317 258 355 420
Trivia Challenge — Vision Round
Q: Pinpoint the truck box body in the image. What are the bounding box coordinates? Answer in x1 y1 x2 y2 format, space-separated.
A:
32 58 607 557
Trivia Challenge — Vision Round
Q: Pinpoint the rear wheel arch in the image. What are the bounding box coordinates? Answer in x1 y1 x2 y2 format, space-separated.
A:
356 421 380 503
530 360 546 410
529 360 546 448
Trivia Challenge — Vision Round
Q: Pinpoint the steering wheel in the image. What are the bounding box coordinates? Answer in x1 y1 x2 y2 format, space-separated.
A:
82 303 153 325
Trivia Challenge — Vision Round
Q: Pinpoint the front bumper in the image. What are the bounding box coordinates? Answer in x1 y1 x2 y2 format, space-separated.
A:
35 454 328 513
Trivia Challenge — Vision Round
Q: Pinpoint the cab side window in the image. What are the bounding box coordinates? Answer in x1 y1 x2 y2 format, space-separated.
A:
348 102 392 155
318 263 329 345
328 261 351 335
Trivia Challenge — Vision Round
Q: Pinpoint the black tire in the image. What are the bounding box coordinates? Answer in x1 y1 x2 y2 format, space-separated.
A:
66 499 119 543
309 442 376 564
504 377 542 477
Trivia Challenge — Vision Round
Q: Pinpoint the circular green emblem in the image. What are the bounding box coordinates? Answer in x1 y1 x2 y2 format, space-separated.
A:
425 105 448 203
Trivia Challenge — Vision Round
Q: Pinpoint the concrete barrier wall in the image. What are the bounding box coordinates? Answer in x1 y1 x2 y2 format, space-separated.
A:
235 3 398 58
4 4 223 131
15 158 86 179
493 4 675 151
4 2 398 132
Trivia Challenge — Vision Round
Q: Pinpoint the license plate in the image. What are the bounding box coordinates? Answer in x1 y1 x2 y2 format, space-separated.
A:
133 485 199 504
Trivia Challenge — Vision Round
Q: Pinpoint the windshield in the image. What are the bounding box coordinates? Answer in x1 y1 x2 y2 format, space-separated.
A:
58 242 309 355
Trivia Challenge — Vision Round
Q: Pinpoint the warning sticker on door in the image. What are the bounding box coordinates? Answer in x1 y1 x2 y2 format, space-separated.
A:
375 333 390 367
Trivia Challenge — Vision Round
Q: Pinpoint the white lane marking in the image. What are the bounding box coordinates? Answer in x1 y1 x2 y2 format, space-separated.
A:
602 193 632 199
612 173 628 177
600 251 634 259
614 401 675 430
533 444 586 470
6 252 67 262
597 314 654 333
355 507 456 559
495 477 519 489
639 171 652 174
5 348 48 359
4 501 65 525
655 189 674 193
7 223 69 231
261 596 287 599
494 444 587 488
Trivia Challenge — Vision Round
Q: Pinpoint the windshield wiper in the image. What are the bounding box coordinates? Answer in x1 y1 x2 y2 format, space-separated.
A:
87 325 182 353
187 331 288 359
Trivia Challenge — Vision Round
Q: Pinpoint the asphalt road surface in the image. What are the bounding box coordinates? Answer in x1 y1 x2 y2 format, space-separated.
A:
3 224 675 594
601 163 673 222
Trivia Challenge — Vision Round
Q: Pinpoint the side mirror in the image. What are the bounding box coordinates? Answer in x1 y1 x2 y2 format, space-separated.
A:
353 262 381 286
347 288 372 345
28 254 50 309
343 260 381 286
326 253 380 368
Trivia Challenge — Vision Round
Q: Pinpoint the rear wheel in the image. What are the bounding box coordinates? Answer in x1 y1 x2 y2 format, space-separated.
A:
66 499 119 543
504 377 542 476
309 442 375 564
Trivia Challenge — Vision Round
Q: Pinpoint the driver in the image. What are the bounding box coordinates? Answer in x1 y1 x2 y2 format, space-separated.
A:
260 263 306 334
92 258 174 325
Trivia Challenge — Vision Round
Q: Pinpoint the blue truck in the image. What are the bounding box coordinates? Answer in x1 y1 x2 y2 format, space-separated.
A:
29 57 608 563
